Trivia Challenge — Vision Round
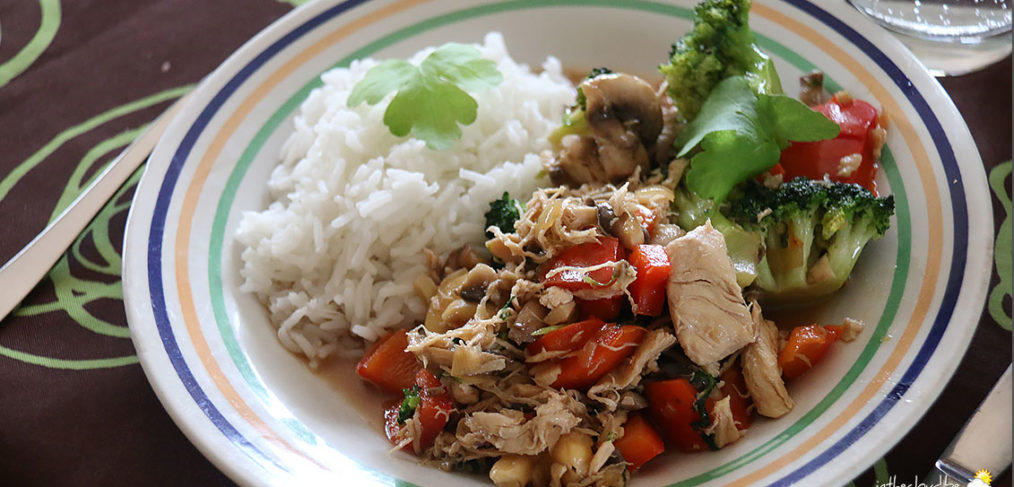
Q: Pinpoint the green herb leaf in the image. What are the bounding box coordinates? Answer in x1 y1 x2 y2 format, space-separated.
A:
674 76 839 202
689 369 720 451
347 60 416 106
532 324 564 336
347 43 502 150
398 386 421 424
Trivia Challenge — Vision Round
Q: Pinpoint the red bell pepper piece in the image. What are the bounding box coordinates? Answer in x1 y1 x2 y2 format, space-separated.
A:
633 204 659 234
527 319 646 391
614 412 665 471
718 364 753 430
628 244 671 316
383 369 455 452
527 318 605 357
413 369 454 450
778 324 841 380
553 324 646 390
541 237 623 292
644 378 713 452
576 296 624 321
356 329 422 394
778 96 880 192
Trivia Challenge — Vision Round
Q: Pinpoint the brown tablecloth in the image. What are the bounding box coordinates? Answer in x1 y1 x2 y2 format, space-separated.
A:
0 1 1009 485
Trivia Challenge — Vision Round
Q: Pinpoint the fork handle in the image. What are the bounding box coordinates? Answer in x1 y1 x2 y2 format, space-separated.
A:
0 94 187 322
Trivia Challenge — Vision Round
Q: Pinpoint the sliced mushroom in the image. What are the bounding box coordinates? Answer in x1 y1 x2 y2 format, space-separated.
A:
582 73 663 146
799 71 831 106
546 73 664 186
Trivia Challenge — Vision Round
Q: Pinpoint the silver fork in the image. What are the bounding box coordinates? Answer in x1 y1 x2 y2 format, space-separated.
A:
0 93 189 321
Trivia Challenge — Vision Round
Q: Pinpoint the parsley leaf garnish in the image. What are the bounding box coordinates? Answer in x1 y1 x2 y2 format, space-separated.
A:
347 43 503 150
674 75 839 202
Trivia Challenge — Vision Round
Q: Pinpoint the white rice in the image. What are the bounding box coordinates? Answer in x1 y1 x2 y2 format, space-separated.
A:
236 33 574 366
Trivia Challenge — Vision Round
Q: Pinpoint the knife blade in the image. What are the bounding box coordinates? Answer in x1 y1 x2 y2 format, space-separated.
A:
0 92 189 322
925 365 1012 486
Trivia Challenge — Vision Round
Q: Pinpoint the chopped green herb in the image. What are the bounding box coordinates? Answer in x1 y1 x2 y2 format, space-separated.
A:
398 386 421 424
347 43 503 150
689 369 720 451
580 263 622 288
532 324 564 337
497 295 517 320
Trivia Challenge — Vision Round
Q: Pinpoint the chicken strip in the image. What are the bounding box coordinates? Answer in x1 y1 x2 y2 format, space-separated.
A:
741 302 794 418
665 221 755 366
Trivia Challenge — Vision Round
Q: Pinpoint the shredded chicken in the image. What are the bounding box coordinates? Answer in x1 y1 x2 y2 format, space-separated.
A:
487 188 600 267
366 64 876 486
665 221 756 366
741 302 794 418
839 317 865 342
708 396 742 448
456 390 585 456
837 153 863 177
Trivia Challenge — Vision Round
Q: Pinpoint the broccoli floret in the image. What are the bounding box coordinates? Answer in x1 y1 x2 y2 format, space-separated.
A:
659 0 782 121
484 192 523 239
673 185 763 287
727 177 894 302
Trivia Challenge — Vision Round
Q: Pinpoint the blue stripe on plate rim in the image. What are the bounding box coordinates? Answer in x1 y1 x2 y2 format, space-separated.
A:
143 0 971 483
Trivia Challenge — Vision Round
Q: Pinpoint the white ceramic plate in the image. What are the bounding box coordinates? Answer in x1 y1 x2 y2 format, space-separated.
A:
122 1 994 485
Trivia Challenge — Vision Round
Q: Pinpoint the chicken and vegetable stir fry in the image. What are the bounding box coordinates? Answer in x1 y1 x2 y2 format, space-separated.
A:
354 0 893 485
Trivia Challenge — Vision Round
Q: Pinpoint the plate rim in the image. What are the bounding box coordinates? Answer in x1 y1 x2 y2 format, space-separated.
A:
122 0 995 486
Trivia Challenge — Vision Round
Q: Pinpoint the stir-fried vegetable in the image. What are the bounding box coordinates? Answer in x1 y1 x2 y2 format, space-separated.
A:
576 296 624 321
527 318 606 357
540 237 624 292
398 386 422 423
778 324 843 379
385 369 455 450
348 1 888 481
718 363 753 430
485 192 523 238
553 324 646 390
614 412 665 471
628 244 672 316
673 75 841 203
728 177 895 302
777 95 882 192
644 378 714 452
356 329 422 394
528 318 646 390
660 0 782 121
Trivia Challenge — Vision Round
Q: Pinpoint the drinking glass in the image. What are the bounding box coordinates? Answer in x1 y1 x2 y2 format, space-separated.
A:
848 0 1012 76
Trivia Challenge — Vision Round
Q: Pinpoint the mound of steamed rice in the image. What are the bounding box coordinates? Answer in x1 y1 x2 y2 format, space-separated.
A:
236 32 574 367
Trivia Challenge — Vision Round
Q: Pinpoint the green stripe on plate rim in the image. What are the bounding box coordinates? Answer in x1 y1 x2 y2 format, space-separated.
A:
203 0 912 483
